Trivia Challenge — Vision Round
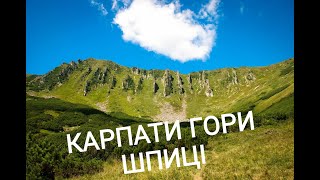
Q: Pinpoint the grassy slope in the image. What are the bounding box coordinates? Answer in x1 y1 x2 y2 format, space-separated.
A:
27 58 294 119
26 58 294 179
68 120 293 180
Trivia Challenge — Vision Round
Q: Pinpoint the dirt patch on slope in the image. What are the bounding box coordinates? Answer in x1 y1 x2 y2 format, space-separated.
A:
96 101 109 113
154 98 187 123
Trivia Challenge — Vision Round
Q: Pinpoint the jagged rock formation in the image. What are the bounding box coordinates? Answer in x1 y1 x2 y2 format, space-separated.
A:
122 75 135 91
33 61 79 90
187 74 192 84
198 71 208 88
204 79 213 97
162 70 173 97
83 81 90 96
26 58 294 120
81 67 112 95
132 67 140 75
231 69 238 85
225 69 239 87
244 71 256 84
25 58 246 97
57 63 76 80
70 61 77 68
141 70 147 78
81 67 92 80
93 68 101 82
195 71 213 96
153 80 159 94
176 72 185 94
110 76 116 89
187 74 193 92
198 71 203 88
27 58 293 99
102 68 110 84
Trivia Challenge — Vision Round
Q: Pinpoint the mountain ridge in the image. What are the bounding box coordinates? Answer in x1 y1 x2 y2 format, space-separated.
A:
26 58 294 121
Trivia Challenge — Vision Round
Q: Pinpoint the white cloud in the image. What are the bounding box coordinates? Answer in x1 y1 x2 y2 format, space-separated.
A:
113 0 220 62
90 0 108 16
199 0 220 21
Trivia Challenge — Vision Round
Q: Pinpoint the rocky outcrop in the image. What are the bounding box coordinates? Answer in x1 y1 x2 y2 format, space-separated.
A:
153 80 159 94
147 71 153 79
81 67 92 80
93 68 102 81
83 81 90 96
41 62 77 90
58 64 76 80
225 69 239 87
87 68 104 88
122 75 135 91
231 69 238 85
187 74 192 84
205 88 213 97
204 79 213 97
198 72 203 87
244 71 256 84
131 67 140 75
177 72 185 94
187 74 193 91
102 68 110 84
198 71 208 88
110 76 116 89
162 70 173 97
70 61 78 68
142 70 147 78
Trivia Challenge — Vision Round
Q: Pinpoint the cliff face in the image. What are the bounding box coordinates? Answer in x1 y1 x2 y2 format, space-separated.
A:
26 58 294 120
162 70 174 97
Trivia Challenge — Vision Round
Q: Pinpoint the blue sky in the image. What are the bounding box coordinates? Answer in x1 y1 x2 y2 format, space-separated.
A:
27 0 293 75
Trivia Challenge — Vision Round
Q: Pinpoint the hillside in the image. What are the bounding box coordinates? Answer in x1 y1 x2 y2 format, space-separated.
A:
26 58 294 121
26 58 294 179
26 93 294 179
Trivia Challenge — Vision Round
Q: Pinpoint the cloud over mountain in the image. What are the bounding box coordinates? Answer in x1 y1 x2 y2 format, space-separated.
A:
113 0 220 63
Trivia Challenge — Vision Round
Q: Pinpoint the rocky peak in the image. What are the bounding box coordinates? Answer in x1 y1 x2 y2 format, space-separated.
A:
162 70 173 97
